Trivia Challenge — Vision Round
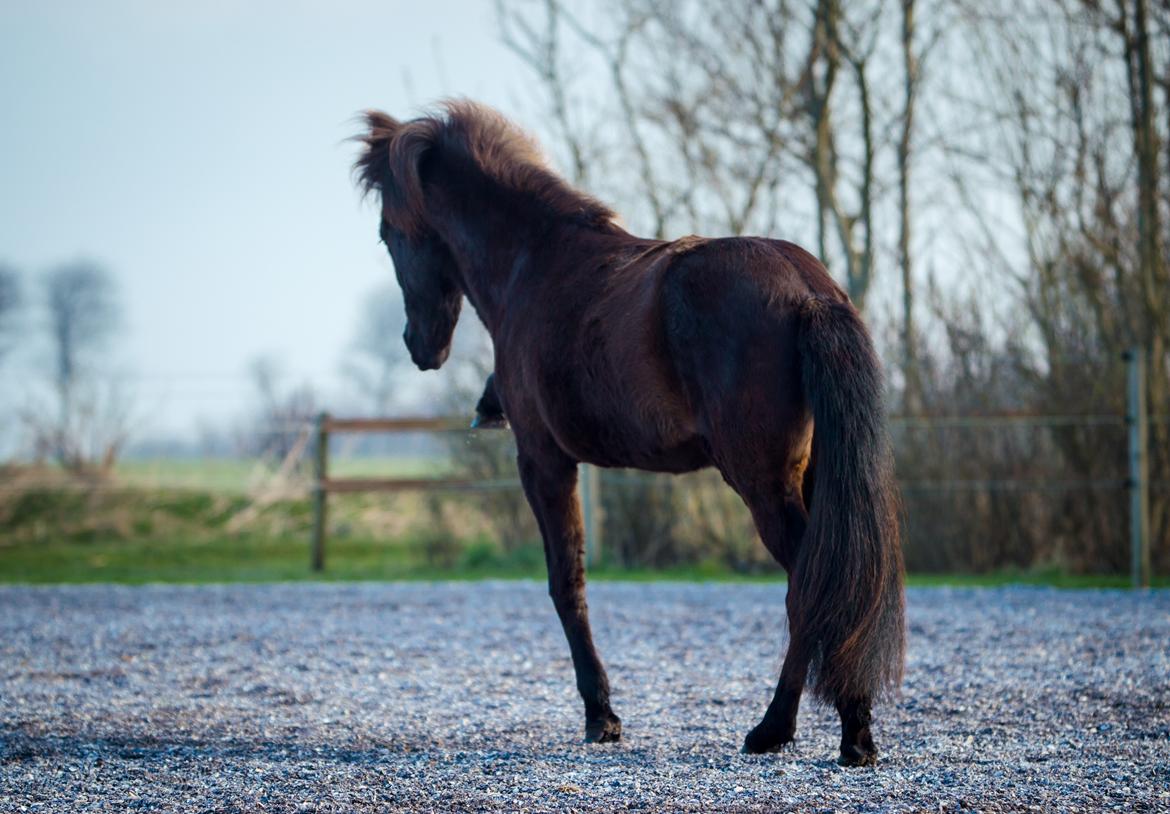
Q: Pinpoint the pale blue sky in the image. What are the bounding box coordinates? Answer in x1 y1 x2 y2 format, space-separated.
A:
0 0 533 436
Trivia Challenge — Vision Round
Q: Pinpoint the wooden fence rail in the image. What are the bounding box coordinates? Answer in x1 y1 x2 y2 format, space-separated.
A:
310 412 527 571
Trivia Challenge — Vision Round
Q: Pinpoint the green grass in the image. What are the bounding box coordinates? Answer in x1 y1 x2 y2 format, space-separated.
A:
114 456 448 493
0 533 1163 586
0 535 441 584
903 569 1168 589
0 533 777 584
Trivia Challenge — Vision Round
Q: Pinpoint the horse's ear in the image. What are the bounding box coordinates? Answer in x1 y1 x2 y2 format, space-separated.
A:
353 110 403 197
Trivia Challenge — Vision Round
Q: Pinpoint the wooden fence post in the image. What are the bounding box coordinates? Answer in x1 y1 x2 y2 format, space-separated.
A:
311 412 330 573
1125 349 1150 589
580 463 601 567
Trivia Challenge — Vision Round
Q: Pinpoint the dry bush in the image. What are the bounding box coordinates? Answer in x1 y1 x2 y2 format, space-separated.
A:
599 470 772 572
892 285 1140 574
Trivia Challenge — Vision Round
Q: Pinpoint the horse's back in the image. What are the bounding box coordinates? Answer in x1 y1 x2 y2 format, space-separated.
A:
500 232 844 472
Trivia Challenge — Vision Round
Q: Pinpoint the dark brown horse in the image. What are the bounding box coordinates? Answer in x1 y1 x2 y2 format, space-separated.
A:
354 100 904 766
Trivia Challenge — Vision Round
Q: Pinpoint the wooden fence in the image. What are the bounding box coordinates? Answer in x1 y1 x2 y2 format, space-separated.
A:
310 413 605 572
312 414 495 570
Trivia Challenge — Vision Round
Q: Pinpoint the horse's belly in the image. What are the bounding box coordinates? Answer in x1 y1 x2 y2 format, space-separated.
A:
546 404 709 473
621 436 710 473
569 436 710 473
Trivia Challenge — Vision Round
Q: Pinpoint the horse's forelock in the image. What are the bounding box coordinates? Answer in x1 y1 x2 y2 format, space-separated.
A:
353 109 441 237
353 110 400 197
383 118 443 236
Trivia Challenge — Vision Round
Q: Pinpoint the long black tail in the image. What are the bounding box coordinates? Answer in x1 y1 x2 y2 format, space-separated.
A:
792 296 905 703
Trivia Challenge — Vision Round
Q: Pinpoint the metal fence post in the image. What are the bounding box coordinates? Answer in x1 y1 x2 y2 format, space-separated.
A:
1125 349 1150 589
311 412 330 573
579 463 601 567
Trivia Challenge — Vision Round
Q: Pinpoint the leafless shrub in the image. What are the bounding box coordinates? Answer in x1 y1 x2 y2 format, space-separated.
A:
238 356 317 464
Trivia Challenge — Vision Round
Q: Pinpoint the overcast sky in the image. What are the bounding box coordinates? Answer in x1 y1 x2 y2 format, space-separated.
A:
0 0 536 439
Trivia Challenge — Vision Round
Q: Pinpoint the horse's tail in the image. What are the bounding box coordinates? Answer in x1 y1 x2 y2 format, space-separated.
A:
792 296 905 704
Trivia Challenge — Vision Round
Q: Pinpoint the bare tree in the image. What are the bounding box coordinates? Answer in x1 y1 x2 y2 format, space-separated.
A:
45 261 119 413
33 261 128 472
801 0 884 309
498 0 595 186
890 0 950 409
341 283 410 415
946 0 1170 567
638 0 806 237
897 0 920 407
498 0 892 307
1119 0 1168 457
0 265 20 363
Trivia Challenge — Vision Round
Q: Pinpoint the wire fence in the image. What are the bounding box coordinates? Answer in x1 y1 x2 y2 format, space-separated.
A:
3 410 1167 496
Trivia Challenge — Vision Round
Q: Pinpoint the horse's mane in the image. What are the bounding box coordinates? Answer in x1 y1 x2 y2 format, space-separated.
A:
354 100 616 236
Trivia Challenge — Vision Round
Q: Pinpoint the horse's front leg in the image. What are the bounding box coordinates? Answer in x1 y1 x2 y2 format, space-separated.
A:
517 446 621 743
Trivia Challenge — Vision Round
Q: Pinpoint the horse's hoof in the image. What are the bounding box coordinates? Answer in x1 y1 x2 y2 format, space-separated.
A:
470 414 508 430
741 740 789 754
584 714 622 743
741 726 793 754
837 744 878 767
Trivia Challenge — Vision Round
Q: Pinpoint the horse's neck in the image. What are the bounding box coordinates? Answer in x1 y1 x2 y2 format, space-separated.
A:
449 243 510 336
444 214 602 337
430 165 627 334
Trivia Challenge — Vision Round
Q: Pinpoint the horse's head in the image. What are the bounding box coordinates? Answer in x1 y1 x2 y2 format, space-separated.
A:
354 110 462 371
379 220 462 371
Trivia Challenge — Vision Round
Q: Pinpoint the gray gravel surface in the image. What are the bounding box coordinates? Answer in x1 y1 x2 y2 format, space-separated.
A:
1 582 1168 813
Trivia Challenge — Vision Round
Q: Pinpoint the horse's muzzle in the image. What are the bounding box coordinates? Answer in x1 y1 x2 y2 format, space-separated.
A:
404 324 450 371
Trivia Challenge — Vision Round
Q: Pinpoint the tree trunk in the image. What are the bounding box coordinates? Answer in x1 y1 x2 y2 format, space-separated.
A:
898 0 920 410
1125 0 1169 552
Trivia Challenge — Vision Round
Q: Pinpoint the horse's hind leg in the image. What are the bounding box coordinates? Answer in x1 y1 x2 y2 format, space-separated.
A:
516 441 621 743
836 696 877 766
742 583 811 753
738 481 812 754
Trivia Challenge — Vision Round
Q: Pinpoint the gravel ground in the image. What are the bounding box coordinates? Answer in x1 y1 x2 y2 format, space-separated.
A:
1 582 1168 813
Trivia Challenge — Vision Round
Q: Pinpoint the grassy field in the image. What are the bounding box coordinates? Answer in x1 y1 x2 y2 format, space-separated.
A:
114 456 449 493
0 534 715 583
1 464 1163 587
0 533 1163 587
